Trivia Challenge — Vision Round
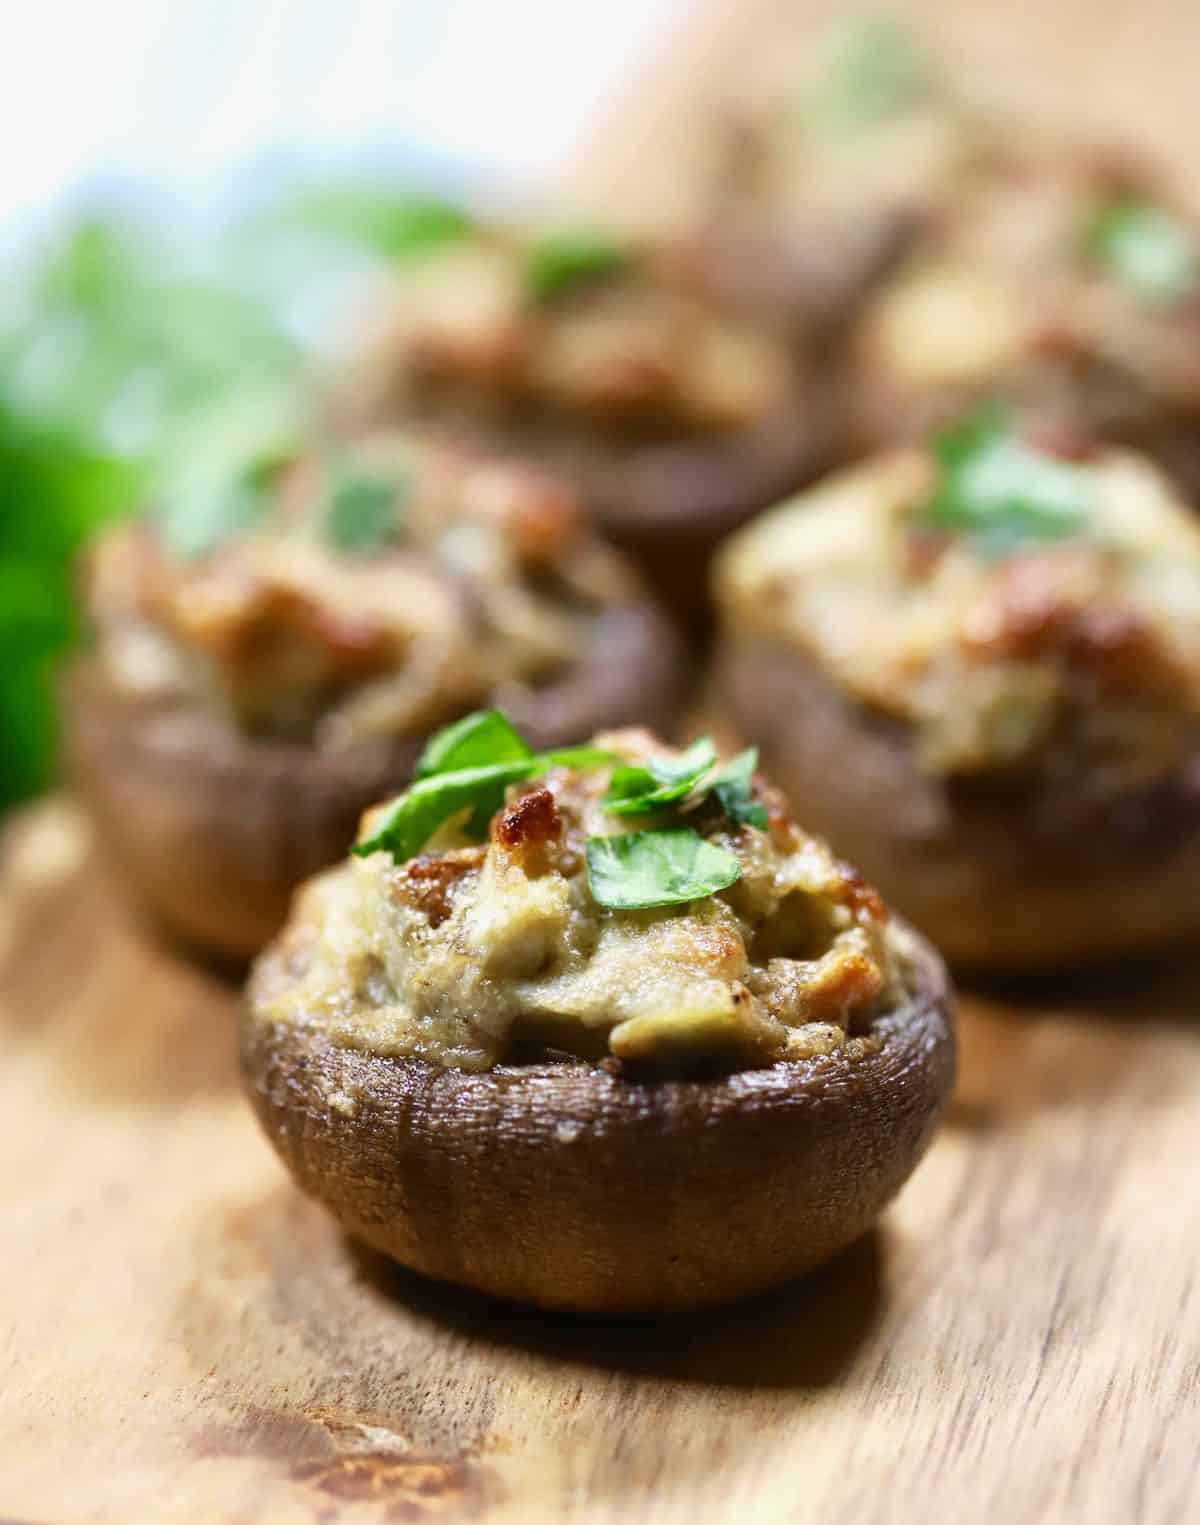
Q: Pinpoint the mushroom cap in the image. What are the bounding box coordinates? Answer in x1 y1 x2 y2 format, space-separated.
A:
63 601 683 962
240 920 954 1313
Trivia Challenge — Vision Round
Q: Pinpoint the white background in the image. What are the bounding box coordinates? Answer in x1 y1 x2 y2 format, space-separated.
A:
0 0 688 236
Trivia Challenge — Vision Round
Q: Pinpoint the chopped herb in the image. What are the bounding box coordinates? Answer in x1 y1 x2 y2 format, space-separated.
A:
585 828 742 910
354 758 539 862
526 231 628 304
603 736 718 816
414 708 532 780
379 197 474 260
919 404 1093 556
356 711 756 913
819 14 931 130
151 385 303 560
354 745 613 860
155 468 268 560
537 744 622 772
712 749 769 830
355 710 613 861
269 188 473 260
326 467 406 553
1084 198 1199 307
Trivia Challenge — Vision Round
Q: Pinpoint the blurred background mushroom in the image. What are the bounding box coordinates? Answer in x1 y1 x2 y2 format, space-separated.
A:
4 0 1200 809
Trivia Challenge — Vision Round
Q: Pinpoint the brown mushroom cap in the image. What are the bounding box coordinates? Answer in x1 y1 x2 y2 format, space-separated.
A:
716 633 1200 969
62 602 683 962
239 920 954 1314
541 399 831 629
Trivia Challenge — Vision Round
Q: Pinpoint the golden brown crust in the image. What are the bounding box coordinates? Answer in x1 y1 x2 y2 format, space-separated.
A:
239 921 953 1313
63 602 683 962
715 633 1200 969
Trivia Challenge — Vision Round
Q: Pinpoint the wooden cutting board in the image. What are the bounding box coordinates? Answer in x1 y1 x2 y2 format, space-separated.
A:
6 4 1200 1519
2 799 1198 1524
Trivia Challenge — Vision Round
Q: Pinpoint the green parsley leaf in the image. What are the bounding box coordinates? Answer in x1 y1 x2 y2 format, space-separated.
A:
379 197 474 260
155 471 266 560
326 468 406 553
354 708 616 862
537 744 620 772
920 405 1093 556
526 231 628 304
585 828 742 910
603 736 718 817
712 748 768 830
353 759 534 862
151 384 303 560
267 187 473 261
820 14 931 130
353 744 616 861
414 708 532 780
1084 198 1199 307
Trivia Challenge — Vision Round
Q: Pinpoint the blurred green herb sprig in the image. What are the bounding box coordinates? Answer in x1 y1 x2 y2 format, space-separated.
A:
0 213 308 810
1 181 473 812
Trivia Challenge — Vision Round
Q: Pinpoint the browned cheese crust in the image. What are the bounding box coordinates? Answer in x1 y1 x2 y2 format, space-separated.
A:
713 445 1200 968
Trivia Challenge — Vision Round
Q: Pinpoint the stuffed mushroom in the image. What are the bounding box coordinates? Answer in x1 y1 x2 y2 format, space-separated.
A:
693 17 996 347
715 411 1200 969
334 221 825 625
66 434 681 960
845 141 1200 491
241 715 955 1313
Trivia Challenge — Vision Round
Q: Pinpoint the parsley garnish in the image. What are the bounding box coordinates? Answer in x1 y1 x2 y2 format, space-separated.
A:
353 710 611 861
712 748 769 830
355 713 767 910
380 198 474 260
274 188 473 261
526 231 628 304
414 708 532 779
603 736 718 816
156 475 265 561
325 466 407 553
919 405 1093 557
1084 197 1199 307
819 14 931 130
152 388 302 560
584 829 742 911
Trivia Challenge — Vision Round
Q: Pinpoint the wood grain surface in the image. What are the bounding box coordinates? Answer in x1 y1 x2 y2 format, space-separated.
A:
6 3 1200 1519
2 800 1198 1524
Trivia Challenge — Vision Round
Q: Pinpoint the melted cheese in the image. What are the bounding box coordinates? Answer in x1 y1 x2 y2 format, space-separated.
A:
253 732 903 1072
88 436 641 746
351 236 796 438
717 447 1200 777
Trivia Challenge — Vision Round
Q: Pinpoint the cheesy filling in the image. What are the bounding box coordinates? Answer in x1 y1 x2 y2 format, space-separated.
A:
717 447 1200 778
251 732 904 1072
87 436 641 746
855 152 1200 416
352 239 795 439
